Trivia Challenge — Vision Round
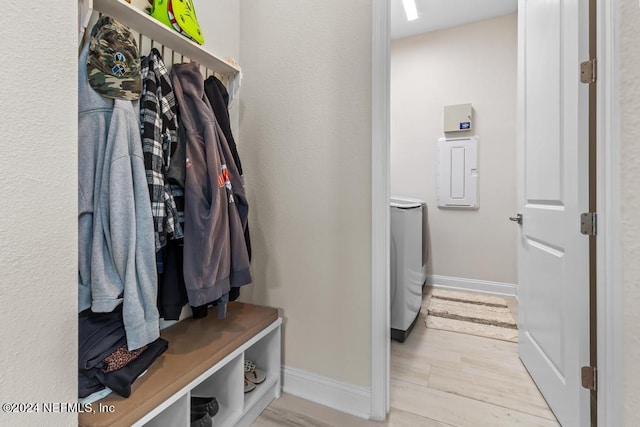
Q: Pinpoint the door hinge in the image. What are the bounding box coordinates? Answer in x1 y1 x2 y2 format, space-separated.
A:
580 59 597 84
581 366 597 391
580 213 597 236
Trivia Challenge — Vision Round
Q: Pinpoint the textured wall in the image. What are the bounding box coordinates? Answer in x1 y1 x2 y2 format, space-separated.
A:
0 2 78 426
620 0 640 423
238 0 373 387
194 0 239 60
193 0 240 137
390 14 518 284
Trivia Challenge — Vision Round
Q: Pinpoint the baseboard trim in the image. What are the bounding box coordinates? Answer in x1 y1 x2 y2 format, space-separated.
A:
426 274 517 297
281 366 371 420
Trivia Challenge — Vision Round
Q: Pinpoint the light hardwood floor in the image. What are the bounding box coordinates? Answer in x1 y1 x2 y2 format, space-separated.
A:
252 292 559 427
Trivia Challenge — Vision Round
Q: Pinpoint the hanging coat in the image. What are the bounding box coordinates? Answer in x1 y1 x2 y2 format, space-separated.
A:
204 76 252 283
78 42 159 351
171 63 251 307
139 48 183 250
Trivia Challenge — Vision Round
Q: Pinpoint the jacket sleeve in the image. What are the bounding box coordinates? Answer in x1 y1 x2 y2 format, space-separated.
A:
102 106 160 350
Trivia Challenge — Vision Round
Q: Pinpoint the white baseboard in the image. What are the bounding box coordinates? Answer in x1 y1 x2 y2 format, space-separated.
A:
426 274 517 298
281 366 371 420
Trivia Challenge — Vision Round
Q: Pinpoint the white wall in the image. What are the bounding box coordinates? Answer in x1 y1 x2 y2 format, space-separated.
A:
193 0 240 136
620 0 640 423
0 2 78 426
194 0 239 60
238 0 373 388
390 14 518 285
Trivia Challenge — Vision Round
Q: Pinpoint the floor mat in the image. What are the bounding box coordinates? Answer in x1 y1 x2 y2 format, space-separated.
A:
425 288 518 343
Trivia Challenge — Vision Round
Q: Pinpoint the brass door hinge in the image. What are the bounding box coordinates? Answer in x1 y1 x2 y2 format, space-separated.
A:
581 213 597 236
581 366 597 391
580 59 597 84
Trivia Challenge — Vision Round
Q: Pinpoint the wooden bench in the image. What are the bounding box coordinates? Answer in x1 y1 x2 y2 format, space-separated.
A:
79 302 281 427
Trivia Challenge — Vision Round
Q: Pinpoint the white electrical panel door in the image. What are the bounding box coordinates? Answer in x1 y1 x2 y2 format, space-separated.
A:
437 136 479 209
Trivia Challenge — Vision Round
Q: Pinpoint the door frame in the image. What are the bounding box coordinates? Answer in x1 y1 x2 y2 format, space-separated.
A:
369 0 623 423
370 0 391 421
595 0 623 425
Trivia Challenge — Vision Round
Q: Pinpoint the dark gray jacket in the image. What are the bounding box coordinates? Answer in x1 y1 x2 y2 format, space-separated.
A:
204 76 252 287
171 63 251 307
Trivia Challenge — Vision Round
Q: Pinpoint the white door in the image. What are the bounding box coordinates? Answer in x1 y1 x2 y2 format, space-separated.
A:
517 0 591 425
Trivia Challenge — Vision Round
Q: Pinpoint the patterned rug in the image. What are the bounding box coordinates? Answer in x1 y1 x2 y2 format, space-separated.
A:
425 289 518 343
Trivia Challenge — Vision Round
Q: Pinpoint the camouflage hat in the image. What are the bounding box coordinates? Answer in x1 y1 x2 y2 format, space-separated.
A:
87 16 142 100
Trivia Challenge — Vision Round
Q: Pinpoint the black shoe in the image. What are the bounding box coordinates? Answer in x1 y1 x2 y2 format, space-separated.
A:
191 396 219 418
190 412 212 427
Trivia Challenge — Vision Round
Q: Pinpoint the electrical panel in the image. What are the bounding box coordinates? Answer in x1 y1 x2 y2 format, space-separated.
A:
437 136 479 209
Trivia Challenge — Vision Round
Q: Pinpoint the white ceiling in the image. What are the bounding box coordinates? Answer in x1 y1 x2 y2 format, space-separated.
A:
391 0 518 40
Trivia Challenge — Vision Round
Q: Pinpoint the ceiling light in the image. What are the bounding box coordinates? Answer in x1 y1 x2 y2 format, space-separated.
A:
402 0 419 21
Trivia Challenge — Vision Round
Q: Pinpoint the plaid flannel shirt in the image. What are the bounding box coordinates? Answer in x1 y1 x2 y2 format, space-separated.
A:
140 49 183 250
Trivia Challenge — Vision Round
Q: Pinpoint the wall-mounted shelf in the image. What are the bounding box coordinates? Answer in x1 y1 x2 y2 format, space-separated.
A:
87 0 240 75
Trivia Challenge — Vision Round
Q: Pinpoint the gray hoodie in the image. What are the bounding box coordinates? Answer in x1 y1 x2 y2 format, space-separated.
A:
171 63 251 307
78 42 159 350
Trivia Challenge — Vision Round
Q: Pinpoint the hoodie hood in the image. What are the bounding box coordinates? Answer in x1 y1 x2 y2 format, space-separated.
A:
171 62 213 133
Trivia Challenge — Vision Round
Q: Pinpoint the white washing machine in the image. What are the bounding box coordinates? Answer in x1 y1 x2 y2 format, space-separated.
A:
390 197 427 342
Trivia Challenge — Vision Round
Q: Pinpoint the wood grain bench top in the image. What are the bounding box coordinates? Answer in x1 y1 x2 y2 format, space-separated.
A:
79 302 279 427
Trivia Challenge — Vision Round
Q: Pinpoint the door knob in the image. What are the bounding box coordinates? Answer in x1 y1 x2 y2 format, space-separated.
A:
509 213 523 224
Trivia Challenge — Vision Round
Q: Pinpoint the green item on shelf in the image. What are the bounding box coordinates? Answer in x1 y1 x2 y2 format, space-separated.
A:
150 0 204 45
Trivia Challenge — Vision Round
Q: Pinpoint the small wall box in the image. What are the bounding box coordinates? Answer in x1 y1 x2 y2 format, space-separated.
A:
444 103 473 132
